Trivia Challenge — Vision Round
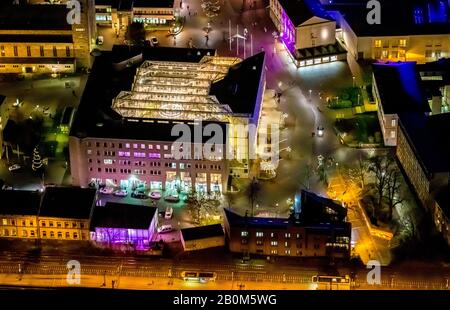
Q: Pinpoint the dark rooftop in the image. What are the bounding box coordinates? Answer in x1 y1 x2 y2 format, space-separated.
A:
0 95 5 107
0 4 71 31
399 112 450 174
326 0 450 36
181 224 224 241
297 190 347 223
90 202 157 230
95 0 175 9
133 0 175 8
0 35 73 43
210 52 265 115
39 187 96 219
0 190 41 216
279 0 333 26
373 62 431 114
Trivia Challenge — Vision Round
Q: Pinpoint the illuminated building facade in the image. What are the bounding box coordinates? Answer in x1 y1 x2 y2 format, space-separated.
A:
223 190 351 259
95 0 176 32
0 1 96 74
0 187 96 241
90 202 158 250
433 186 449 246
372 62 430 146
0 95 8 159
328 0 450 63
269 0 346 67
70 47 266 194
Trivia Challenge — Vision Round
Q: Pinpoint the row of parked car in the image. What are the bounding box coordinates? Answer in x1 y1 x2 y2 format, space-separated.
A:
99 187 181 203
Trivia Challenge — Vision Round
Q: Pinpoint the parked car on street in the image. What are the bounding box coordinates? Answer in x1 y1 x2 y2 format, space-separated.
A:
164 193 180 203
131 190 147 199
149 191 162 200
157 224 173 234
113 189 128 197
8 164 21 172
99 187 114 195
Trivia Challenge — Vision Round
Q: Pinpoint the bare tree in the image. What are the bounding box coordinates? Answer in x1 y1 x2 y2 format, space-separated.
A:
368 155 395 217
355 154 368 188
384 169 404 221
187 193 207 225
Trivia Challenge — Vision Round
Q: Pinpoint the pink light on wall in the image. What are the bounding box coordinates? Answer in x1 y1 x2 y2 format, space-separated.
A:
118 151 131 157
133 152 146 158
149 153 161 159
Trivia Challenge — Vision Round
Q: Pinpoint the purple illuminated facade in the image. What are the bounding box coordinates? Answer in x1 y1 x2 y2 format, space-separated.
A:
90 203 158 251
280 8 296 53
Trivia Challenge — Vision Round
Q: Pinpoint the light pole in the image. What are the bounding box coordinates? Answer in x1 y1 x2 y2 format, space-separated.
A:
352 76 356 87
309 89 312 101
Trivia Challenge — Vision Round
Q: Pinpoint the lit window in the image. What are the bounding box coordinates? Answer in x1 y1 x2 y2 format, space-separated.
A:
271 241 278 246
391 119 396 127
164 145 169 151
149 153 161 159
241 231 248 237
399 39 407 47
256 232 264 237
133 144 138 149
390 131 396 139
156 145 161 150
141 144 146 149
148 145 153 150
125 143 130 148
285 233 291 238
104 159 113 165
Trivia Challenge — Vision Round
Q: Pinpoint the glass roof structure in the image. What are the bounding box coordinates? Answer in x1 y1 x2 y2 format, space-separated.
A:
112 56 251 122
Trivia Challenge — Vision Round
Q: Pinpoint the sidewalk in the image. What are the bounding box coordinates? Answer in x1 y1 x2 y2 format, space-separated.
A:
0 273 312 290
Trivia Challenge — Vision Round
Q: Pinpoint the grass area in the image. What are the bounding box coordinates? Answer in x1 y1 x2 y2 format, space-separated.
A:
335 113 382 144
328 87 363 109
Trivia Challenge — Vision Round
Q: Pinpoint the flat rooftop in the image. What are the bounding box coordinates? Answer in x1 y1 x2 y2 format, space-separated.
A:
373 62 430 115
181 224 224 241
90 202 157 230
0 190 41 216
39 187 96 220
326 0 450 36
278 0 333 26
0 4 71 31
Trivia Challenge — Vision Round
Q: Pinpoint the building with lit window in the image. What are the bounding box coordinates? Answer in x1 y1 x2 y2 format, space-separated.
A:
417 58 450 114
327 0 450 63
0 95 8 159
90 202 158 250
269 0 346 67
69 46 266 195
433 186 449 246
396 112 450 210
37 187 97 241
0 1 96 74
372 62 430 146
223 190 351 259
0 187 96 241
95 0 176 32
0 190 41 239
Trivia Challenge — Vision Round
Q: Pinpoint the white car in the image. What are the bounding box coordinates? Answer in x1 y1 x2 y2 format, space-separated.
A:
113 189 128 197
99 187 114 195
165 207 173 219
8 164 21 172
157 225 173 234
164 193 180 203
317 126 325 137
149 191 162 200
